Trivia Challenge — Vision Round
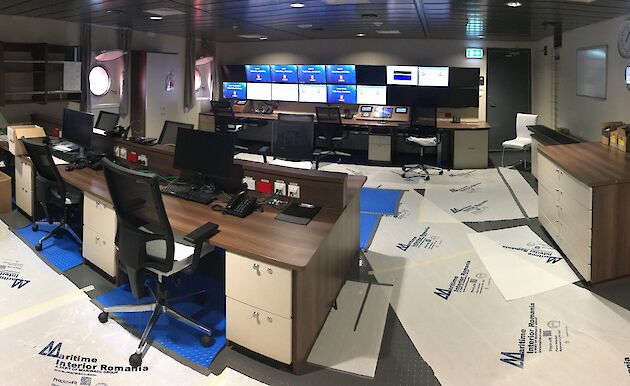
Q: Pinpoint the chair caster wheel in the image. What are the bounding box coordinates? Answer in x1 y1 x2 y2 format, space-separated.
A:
31 224 38 231
439 171 444 175
129 353 143 368
200 335 214 347
98 312 109 323
35 243 42 251
425 176 431 181
195 292 207 305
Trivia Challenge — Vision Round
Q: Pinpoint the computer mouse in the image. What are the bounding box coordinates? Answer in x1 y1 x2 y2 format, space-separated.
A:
65 165 75 171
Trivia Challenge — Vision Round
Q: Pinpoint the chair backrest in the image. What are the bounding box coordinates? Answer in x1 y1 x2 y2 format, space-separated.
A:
274 114 315 161
315 107 343 139
516 113 538 139
21 138 65 190
158 120 194 145
409 105 438 138
211 101 237 131
102 158 175 298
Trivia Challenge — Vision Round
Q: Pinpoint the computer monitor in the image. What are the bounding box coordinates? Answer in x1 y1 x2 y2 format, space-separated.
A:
62 108 93 150
94 111 120 131
373 106 393 119
418 66 449 87
174 128 235 181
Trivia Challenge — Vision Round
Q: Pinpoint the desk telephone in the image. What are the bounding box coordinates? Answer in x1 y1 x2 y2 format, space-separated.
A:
224 191 257 218
254 106 273 114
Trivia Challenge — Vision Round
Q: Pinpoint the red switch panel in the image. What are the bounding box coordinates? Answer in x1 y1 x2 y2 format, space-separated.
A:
257 179 273 194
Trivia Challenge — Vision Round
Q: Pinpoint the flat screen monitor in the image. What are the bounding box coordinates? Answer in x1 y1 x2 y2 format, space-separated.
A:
327 84 357 104
245 65 271 82
174 128 235 180
356 65 387 85
298 84 327 103
223 82 247 99
386 66 418 86
94 111 119 131
373 106 393 119
356 85 387 105
62 108 94 149
272 83 299 102
221 65 246 82
246 83 272 100
298 65 327 83
271 64 298 83
418 66 449 87
326 65 356 84
386 85 419 105
450 67 480 88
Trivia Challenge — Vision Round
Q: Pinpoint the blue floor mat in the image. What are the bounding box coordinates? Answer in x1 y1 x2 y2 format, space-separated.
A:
360 213 381 250
360 188 403 215
16 223 83 272
96 272 226 368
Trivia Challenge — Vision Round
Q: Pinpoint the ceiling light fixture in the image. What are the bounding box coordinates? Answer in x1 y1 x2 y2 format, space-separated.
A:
505 1 522 7
290 2 305 8
478 35 485 39
297 24 313 28
260 36 268 40
356 33 366 37
149 16 163 20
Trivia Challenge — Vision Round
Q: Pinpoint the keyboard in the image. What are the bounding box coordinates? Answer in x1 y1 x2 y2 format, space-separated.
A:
161 185 217 205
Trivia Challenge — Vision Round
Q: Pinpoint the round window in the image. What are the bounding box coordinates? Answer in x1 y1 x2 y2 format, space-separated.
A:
89 66 111 96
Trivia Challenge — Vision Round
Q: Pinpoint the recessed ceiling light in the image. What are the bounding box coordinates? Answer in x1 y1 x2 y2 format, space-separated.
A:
259 36 268 40
505 1 522 7
143 7 184 17
149 16 163 20
297 24 313 28
375 30 401 35
356 33 366 37
291 2 305 7
478 35 485 39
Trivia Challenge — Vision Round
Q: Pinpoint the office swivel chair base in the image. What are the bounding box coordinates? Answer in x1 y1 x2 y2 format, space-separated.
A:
31 221 82 251
401 164 444 181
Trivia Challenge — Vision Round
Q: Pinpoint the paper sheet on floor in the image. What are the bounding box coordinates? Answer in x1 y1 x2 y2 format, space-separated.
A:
499 167 538 217
0 300 214 386
308 281 392 378
320 163 427 190
365 250 630 386
209 367 267 385
234 153 265 163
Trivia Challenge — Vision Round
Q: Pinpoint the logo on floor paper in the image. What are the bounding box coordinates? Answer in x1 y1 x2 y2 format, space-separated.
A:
502 242 563 264
450 200 489 215
396 226 442 252
624 357 630 375
0 260 30 289
434 260 491 300
449 183 482 193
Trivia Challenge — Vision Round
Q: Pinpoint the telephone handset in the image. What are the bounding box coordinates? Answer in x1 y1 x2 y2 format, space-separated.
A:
224 191 257 218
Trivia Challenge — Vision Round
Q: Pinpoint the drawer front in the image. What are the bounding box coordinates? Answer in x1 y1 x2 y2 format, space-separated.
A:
559 170 592 210
537 154 560 190
559 220 592 262
370 135 391 145
558 193 592 230
15 157 33 193
225 252 292 318
554 233 591 281
15 185 33 216
539 210 560 242
226 297 292 364
83 226 117 277
368 143 391 162
538 183 559 225
83 193 117 241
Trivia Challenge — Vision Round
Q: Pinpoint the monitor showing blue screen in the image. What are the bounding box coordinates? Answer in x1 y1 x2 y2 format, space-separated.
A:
245 65 271 82
326 65 356 84
327 84 357 104
298 65 327 83
223 82 247 99
271 65 298 83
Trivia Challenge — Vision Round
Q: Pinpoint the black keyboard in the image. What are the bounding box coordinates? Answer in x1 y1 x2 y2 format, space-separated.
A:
161 185 217 205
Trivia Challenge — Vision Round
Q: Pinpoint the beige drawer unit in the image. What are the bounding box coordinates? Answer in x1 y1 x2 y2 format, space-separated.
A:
82 192 117 277
82 226 117 277
226 298 292 364
453 130 489 169
83 192 117 241
14 156 34 217
368 135 392 163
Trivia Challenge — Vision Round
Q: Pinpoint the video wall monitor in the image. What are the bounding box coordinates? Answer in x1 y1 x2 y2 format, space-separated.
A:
245 64 271 82
298 84 327 103
298 65 327 83
221 65 246 82
223 82 247 99
386 85 419 105
246 82 272 100
272 83 299 102
356 85 387 105
450 67 480 88
626 66 630 85
271 64 298 83
326 65 356 84
386 66 418 86
356 65 387 85
327 84 357 104
373 106 393 119
418 66 450 87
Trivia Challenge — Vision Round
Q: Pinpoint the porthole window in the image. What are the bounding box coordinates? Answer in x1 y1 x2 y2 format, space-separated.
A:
195 69 202 91
89 66 111 96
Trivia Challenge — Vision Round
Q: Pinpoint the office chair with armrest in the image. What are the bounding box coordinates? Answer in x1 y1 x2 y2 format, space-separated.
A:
21 138 83 251
315 107 350 162
98 158 220 368
502 113 538 169
273 113 319 168
158 120 194 145
401 106 443 180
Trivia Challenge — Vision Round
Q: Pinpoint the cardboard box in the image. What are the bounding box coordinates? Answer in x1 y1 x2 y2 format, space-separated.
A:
7 125 45 155
600 121 623 146
0 171 11 213
617 127 630 152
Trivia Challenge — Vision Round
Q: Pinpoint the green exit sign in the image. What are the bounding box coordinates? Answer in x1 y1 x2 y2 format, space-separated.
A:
466 48 483 59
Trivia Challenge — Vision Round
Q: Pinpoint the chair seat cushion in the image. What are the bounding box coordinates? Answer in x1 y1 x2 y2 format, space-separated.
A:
407 136 438 147
146 241 213 276
502 137 531 149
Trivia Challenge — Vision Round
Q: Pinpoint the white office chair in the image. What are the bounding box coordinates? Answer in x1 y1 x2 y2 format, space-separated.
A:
501 113 538 169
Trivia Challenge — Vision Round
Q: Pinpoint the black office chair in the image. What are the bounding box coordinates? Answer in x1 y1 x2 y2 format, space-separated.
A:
315 107 350 162
273 113 319 167
97 158 220 368
401 106 444 180
21 138 83 250
158 120 194 145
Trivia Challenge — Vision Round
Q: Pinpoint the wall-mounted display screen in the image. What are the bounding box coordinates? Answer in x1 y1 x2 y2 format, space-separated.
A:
271 64 298 83
245 65 271 82
223 82 247 99
298 84 327 103
246 83 272 100
222 65 247 82
419 66 449 87
356 85 387 105
326 65 357 84
272 83 299 102
386 66 418 86
373 106 393 119
327 84 357 104
356 65 387 85
450 67 480 88
298 65 327 83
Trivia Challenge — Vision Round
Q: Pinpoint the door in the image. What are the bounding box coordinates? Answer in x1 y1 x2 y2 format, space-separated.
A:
145 53 179 139
486 48 531 150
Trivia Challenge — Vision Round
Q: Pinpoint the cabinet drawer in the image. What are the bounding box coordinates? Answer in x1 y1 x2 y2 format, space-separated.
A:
83 193 117 241
537 154 560 190
369 135 391 145
83 226 117 277
226 297 292 364
225 252 292 318
559 221 592 264
15 185 33 216
555 233 591 281
558 193 592 230
538 184 559 225
558 170 592 210
539 210 560 241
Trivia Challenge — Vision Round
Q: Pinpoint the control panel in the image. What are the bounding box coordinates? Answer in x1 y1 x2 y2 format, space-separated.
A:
357 105 410 122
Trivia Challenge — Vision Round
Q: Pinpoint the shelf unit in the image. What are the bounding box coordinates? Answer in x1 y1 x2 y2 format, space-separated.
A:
0 42 81 106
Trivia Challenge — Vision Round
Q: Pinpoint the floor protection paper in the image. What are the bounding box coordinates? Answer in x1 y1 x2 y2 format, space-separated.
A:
320 163 427 190
308 281 392 378
499 167 538 217
209 367 268 385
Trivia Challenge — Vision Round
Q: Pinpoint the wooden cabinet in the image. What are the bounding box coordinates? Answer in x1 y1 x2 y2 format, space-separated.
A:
452 129 489 169
14 156 34 217
82 192 117 277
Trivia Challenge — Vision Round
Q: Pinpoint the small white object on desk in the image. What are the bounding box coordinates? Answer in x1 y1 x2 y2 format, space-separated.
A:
52 156 69 165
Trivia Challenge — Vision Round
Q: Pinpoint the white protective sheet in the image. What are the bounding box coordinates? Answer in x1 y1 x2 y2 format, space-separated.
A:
320 163 427 190
234 153 265 163
268 159 314 169
499 167 538 217
366 250 630 386
308 281 392 377
209 367 268 385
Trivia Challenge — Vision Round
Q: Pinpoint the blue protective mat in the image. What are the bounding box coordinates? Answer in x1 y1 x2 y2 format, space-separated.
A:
96 272 226 368
360 188 403 215
16 223 83 272
360 213 381 250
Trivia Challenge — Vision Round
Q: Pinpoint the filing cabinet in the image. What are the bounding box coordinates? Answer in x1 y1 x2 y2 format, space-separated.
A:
82 192 117 277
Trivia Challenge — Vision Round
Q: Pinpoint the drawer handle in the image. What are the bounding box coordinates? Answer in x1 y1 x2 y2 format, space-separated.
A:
252 263 260 273
267 316 273 323
96 201 101 206
267 268 273 275
95 236 100 241
253 311 259 319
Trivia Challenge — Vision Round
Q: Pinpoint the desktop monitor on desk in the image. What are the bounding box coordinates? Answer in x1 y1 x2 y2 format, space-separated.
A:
94 111 120 131
174 128 235 185
62 108 93 155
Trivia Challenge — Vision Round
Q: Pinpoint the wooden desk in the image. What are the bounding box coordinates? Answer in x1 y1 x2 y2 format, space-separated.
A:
437 119 491 169
436 119 491 130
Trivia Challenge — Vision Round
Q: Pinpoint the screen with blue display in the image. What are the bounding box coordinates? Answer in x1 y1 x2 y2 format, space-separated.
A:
298 65 327 83
271 65 298 83
327 84 357 104
326 65 356 84
223 82 247 99
245 65 271 82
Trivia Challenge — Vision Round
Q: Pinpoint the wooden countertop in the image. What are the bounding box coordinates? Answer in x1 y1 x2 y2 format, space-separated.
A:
538 142 630 187
436 119 491 130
